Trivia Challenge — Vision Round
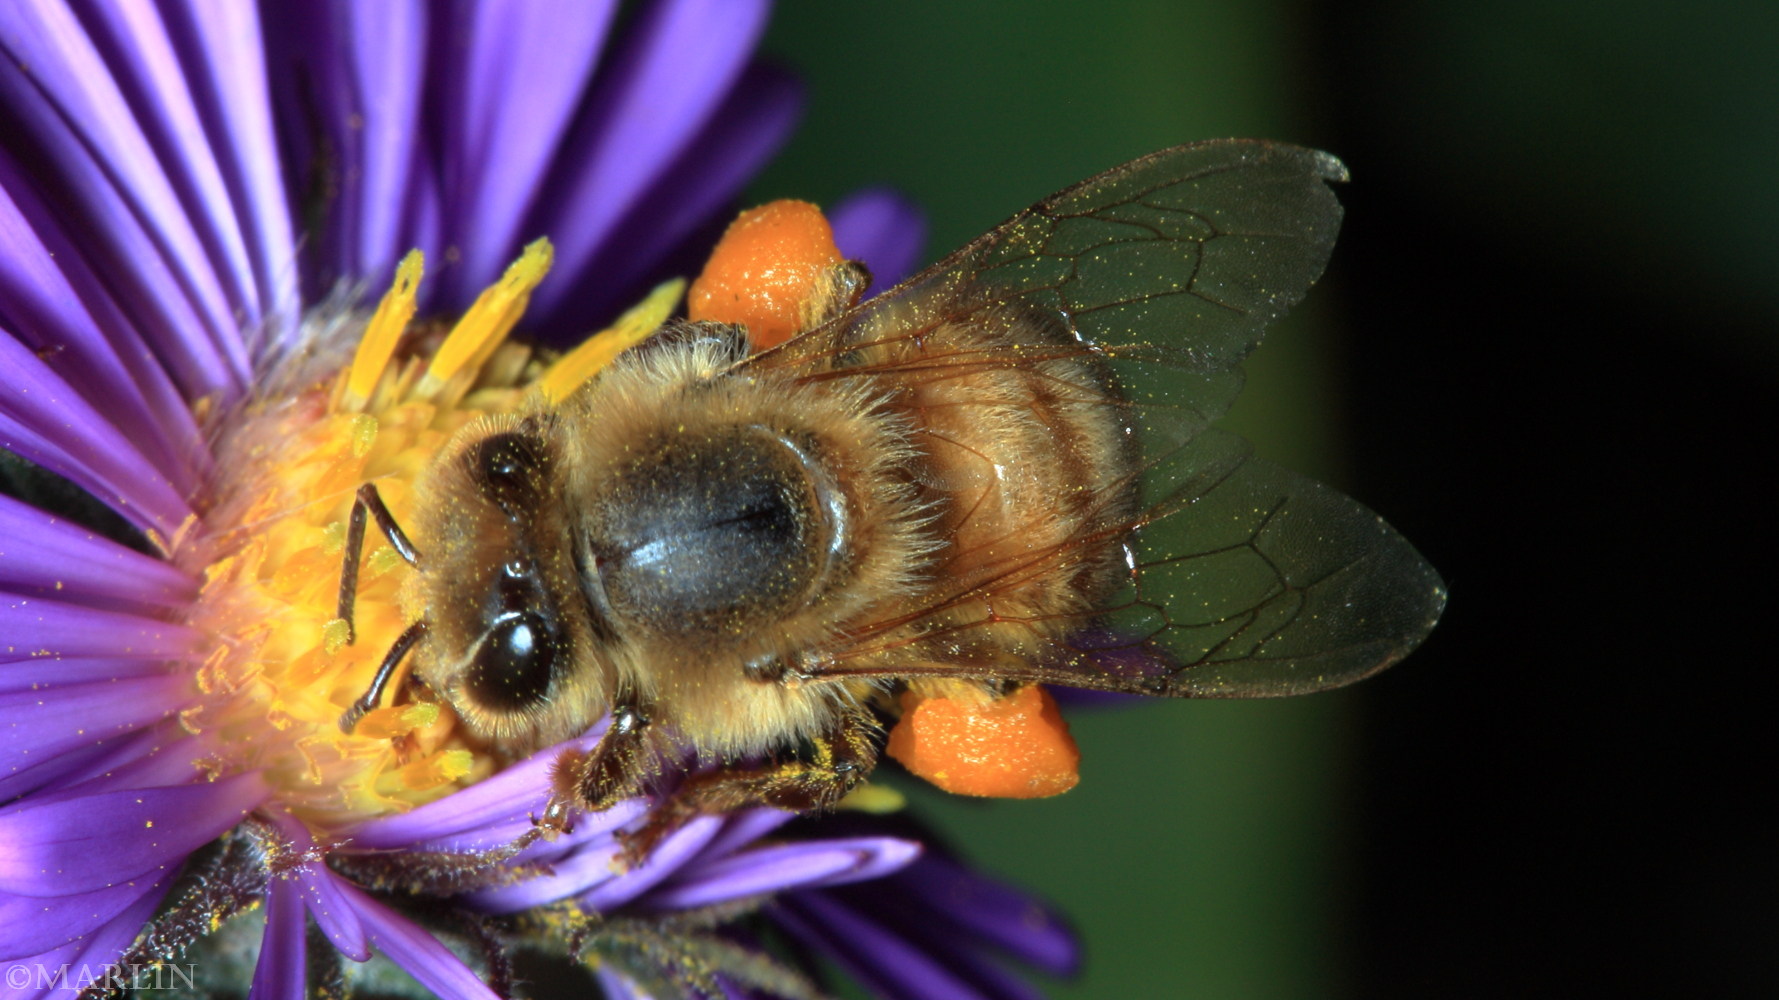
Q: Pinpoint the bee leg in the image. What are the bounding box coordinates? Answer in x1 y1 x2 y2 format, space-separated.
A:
541 702 654 835
619 706 881 864
334 482 420 644
699 705 881 813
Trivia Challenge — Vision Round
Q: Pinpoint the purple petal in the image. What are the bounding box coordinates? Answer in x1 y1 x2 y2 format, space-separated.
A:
0 878 159 962
494 798 650 866
0 726 170 803
344 725 607 849
468 812 726 915
335 0 428 284
776 892 1038 1000
680 808 792 865
431 0 617 303
262 811 367 961
829 188 927 294
24 728 202 801
261 0 428 295
0 178 204 491
881 855 1080 975
0 675 189 770
752 835 921 888
460 831 624 914
450 796 699 912
295 868 368 963
0 160 236 412
523 0 770 318
0 335 194 536
346 882 500 1000
65 0 265 334
0 494 196 613
533 62 802 332
0 592 204 664
0 771 264 894
0 1 249 388
248 876 306 1000
640 837 921 912
574 813 725 914
398 148 443 284
0 658 177 695
0 871 172 999
157 0 301 348
391 795 646 864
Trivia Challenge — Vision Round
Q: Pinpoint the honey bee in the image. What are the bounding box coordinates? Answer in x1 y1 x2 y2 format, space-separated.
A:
336 139 1445 835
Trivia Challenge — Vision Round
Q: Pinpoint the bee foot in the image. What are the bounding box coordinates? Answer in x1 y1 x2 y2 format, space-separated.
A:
614 804 693 869
532 795 577 840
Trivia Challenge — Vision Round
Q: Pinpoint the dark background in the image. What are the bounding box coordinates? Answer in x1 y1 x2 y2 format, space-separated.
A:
755 3 1778 997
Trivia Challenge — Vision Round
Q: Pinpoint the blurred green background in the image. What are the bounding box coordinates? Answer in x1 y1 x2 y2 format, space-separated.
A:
752 2 1778 998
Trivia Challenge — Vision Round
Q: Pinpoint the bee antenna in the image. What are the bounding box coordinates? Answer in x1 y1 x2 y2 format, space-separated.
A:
338 620 428 733
335 482 421 645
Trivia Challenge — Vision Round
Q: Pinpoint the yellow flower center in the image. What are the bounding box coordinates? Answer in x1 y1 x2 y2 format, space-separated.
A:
173 242 680 832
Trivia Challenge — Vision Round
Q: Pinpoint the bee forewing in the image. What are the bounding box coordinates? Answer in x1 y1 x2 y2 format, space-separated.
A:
737 139 1442 699
747 139 1345 392
972 140 1347 371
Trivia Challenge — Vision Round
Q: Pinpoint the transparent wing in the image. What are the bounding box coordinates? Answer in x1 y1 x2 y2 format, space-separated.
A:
753 139 1349 426
743 139 1443 697
1074 432 1446 697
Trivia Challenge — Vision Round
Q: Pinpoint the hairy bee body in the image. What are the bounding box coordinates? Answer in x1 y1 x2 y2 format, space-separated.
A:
800 282 1141 677
408 274 1134 770
346 140 1445 824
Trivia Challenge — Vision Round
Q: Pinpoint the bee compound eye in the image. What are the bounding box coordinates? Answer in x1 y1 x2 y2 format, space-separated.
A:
463 610 560 711
471 431 548 515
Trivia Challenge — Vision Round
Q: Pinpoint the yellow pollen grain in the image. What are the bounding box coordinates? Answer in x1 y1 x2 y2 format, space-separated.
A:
349 414 380 457
343 250 424 412
321 618 351 655
318 520 346 554
380 749 476 793
538 278 686 403
838 783 907 814
367 547 406 577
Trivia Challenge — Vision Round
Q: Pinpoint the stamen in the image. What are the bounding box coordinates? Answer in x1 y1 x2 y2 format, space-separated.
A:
537 278 685 403
342 250 424 412
417 238 554 404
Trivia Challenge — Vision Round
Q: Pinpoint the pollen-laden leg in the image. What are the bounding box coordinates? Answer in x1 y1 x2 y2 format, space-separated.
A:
619 705 882 864
541 702 657 834
689 704 881 813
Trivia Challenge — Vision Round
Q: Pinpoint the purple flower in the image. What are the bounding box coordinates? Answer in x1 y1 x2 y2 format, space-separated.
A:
0 2 1073 999
769 814 1081 1000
